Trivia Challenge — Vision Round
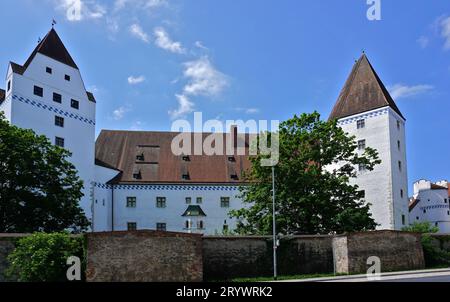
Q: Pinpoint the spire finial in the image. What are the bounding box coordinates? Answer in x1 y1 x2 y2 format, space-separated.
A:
38 37 42 44
52 19 57 28
362 49 366 54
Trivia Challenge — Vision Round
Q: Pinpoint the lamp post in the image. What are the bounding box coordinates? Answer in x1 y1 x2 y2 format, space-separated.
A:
272 166 278 280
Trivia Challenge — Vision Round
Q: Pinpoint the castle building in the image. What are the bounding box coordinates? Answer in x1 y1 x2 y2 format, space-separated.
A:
1 29 409 233
329 54 409 230
0 28 96 223
409 180 450 233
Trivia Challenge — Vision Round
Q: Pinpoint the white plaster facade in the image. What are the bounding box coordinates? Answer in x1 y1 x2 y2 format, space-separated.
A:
409 180 450 233
336 107 409 230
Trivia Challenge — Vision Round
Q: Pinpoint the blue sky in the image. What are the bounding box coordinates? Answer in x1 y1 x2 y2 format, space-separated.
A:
0 0 449 190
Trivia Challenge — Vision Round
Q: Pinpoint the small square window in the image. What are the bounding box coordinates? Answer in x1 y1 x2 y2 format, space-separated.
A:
55 137 65 148
228 156 236 162
186 197 192 204
7 80 11 92
46 67 52 74
127 222 137 231
71 99 79 110
126 197 137 208
157 223 167 231
230 174 239 180
157 197 166 208
360 190 366 199
132 170 142 180
182 173 190 180
357 119 365 129
182 155 190 161
136 154 144 161
65 74 71 81
53 93 62 103
357 139 366 151
34 85 43 97
358 163 367 172
55 116 64 127
196 197 203 204
221 197 230 208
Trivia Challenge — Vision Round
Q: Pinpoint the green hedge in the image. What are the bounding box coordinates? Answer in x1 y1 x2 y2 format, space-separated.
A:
6 233 85 282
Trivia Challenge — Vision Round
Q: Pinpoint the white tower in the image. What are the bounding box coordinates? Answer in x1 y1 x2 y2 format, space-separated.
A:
329 54 409 230
0 28 96 224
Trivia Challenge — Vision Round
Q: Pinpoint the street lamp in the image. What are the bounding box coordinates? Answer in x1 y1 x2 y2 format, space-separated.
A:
272 166 278 280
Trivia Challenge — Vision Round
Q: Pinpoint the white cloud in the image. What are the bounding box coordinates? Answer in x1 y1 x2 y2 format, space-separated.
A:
389 84 434 99
57 0 106 22
417 36 429 49
129 23 150 43
195 41 208 50
439 16 450 50
113 106 130 120
154 27 185 54
182 57 228 97
113 0 168 12
127 75 146 85
235 107 260 114
169 94 195 119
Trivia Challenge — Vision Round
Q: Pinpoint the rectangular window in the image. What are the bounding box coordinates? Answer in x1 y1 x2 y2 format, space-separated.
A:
65 74 71 81
7 80 11 92
196 197 203 204
357 119 365 129
445 198 448 204
182 155 190 161
71 99 79 110
156 223 167 232
397 140 401 151
127 222 137 231
186 197 192 204
358 163 366 172
46 67 52 74
400 189 404 199
53 92 62 103
221 197 230 208
398 161 402 172
402 215 406 225
126 197 137 208
197 220 204 230
55 116 64 127
397 120 401 130
55 137 64 148
156 197 166 208
34 85 43 97
182 173 190 180
357 139 366 151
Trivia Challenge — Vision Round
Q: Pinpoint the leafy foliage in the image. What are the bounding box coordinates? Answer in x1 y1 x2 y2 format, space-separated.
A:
230 112 380 235
0 113 89 232
403 222 450 267
6 232 85 282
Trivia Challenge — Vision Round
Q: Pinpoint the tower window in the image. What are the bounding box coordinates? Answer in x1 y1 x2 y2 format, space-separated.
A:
53 93 62 103
357 139 366 151
402 215 406 225
398 161 402 172
71 99 79 110
156 197 167 208
400 189 404 198
357 119 365 129
196 197 203 204
7 80 11 92
397 120 401 130
423 209 426 214
444 198 448 204
156 223 167 232
55 137 65 148
127 222 137 231
34 85 43 97
65 74 71 81
55 116 64 127
221 197 230 208
126 197 137 208
46 67 52 74
197 220 204 230
185 197 192 204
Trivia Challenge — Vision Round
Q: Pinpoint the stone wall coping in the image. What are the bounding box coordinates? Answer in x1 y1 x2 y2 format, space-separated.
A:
332 230 422 238
204 235 334 240
87 230 203 238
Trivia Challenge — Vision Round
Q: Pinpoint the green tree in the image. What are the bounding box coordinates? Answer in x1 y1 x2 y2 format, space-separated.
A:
6 232 85 282
0 113 89 233
230 112 380 235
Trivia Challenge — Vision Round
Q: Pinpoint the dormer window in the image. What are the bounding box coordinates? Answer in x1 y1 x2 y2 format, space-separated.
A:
228 156 236 162
65 74 71 81
182 155 190 162
182 173 190 180
133 170 142 180
136 154 144 162
34 85 43 97
46 67 52 74
230 174 239 180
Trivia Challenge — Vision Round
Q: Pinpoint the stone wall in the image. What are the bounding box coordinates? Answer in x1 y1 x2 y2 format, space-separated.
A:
202 235 334 281
86 231 203 282
333 231 425 274
429 234 450 252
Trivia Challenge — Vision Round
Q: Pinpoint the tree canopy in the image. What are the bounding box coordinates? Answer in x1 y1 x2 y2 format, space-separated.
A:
230 112 381 235
0 113 89 233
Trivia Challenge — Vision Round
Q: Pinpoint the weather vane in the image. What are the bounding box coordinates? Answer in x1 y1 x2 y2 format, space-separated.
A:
52 19 57 28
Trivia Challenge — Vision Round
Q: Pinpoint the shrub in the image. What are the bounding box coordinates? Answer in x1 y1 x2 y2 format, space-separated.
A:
6 232 85 282
402 222 450 267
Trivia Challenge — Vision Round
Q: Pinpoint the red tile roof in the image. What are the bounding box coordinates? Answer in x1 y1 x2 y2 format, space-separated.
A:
0 89 5 103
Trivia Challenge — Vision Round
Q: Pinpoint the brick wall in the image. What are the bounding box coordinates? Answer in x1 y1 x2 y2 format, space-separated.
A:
202 235 334 281
86 231 203 282
333 231 425 274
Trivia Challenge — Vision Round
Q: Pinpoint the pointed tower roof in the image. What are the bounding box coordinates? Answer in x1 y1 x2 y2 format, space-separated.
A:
22 28 78 70
329 54 404 120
